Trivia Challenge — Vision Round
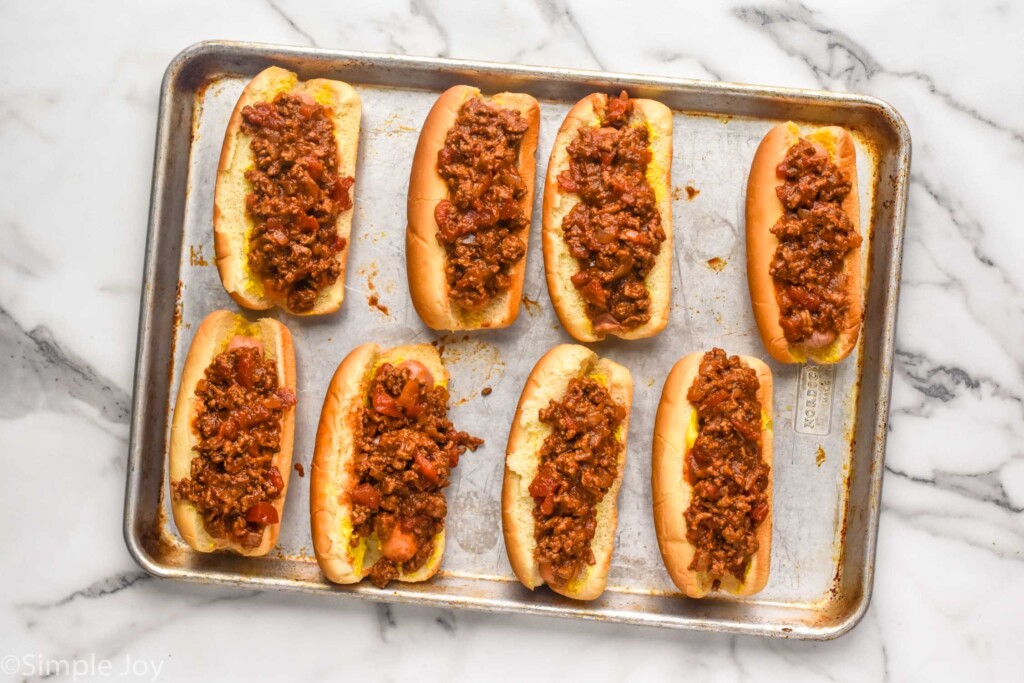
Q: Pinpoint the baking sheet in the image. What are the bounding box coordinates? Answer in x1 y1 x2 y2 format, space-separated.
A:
125 41 910 639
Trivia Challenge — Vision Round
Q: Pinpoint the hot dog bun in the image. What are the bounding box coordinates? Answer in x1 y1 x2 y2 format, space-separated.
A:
542 93 673 342
407 85 540 330
169 309 297 556
745 121 862 363
502 344 633 600
652 351 773 598
310 343 449 584
214 66 361 315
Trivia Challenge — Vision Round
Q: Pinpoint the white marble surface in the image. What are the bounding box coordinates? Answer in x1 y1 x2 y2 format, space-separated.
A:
1 1 1022 681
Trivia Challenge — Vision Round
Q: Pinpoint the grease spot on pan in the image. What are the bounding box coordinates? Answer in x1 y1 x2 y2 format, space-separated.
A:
189 245 209 266
449 490 499 554
433 334 506 402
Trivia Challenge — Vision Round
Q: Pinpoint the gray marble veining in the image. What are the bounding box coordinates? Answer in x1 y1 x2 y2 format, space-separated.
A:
1 0 1021 681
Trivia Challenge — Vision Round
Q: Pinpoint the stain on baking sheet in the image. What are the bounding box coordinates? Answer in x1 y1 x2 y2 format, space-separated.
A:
367 294 389 315
815 445 826 467
706 257 726 272
359 261 390 316
521 293 542 315
357 228 387 244
188 245 208 266
433 333 506 404
374 112 418 137
449 489 499 554
685 185 700 200
294 462 305 477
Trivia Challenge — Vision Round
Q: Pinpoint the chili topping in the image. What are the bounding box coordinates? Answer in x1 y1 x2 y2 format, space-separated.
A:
684 348 769 582
351 361 482 588
241 92 354 313
770 138 862 346
557 92 666 333
172 341 296 548
434 97 530 311
528 377 625 586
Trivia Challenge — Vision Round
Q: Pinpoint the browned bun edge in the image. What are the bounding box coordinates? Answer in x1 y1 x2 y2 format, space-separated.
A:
542 93 673 342
214 66 362 316
407 85 541 331
311 342 450 584
745 122 862 364
169 310 296 556
652 352 773 598
502 344 633 600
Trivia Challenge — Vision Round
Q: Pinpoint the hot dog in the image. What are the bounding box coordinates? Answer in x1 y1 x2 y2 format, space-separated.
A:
169 310 297 555
311 343 482 587
502 344 633 600
542 91 673 341
746 121 862 363
215 66 361 316
652 348 773 598
407 85 540 330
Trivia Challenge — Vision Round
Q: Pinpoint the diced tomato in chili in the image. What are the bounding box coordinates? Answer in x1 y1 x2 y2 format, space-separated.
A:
787 286 822 312
372 384 404 418
529 470 559 499
701 390 730 410
351 483 381 510
414 452 440 484
731 418 760 443
245 501 279 525
751 503 769 523
268 465 284 491
395 380 422 418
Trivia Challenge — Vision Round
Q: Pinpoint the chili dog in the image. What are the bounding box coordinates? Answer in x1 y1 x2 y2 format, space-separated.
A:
746 122 863 363
502 344 633 600
407 85 540 330
215 66 361 315
169 310 297 555
542 91 673 342
652 349 773 598
311 343 482 587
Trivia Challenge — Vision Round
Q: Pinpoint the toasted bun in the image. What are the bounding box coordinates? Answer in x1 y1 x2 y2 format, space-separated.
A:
214 66 362 315
311 342 450 584
652 352 774 598
542 94 673 342
169 310 297 556
502 344 633 600
745 121 862 363
406 86 540 330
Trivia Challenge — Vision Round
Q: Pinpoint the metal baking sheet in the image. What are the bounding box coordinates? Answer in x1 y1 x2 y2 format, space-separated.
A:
124 41 910 639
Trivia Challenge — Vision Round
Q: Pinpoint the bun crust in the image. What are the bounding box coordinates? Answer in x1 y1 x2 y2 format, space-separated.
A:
310 343 450 584
542 93 673 342
407 85 540 330
502 344 633 600
652 352 773 598
169 309 297 556
214 66 362 315
745 122 862 363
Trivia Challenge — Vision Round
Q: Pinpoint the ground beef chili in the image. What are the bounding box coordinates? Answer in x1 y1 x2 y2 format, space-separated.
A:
434 98 530 311
557 92 665 332
770 138 862 345
528 377 625 586
172 345 296 548
351 362 482 587
684 349 769 582
241 92 354 313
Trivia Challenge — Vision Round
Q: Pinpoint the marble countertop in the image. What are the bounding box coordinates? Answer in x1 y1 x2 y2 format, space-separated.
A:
2 1 1021 681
